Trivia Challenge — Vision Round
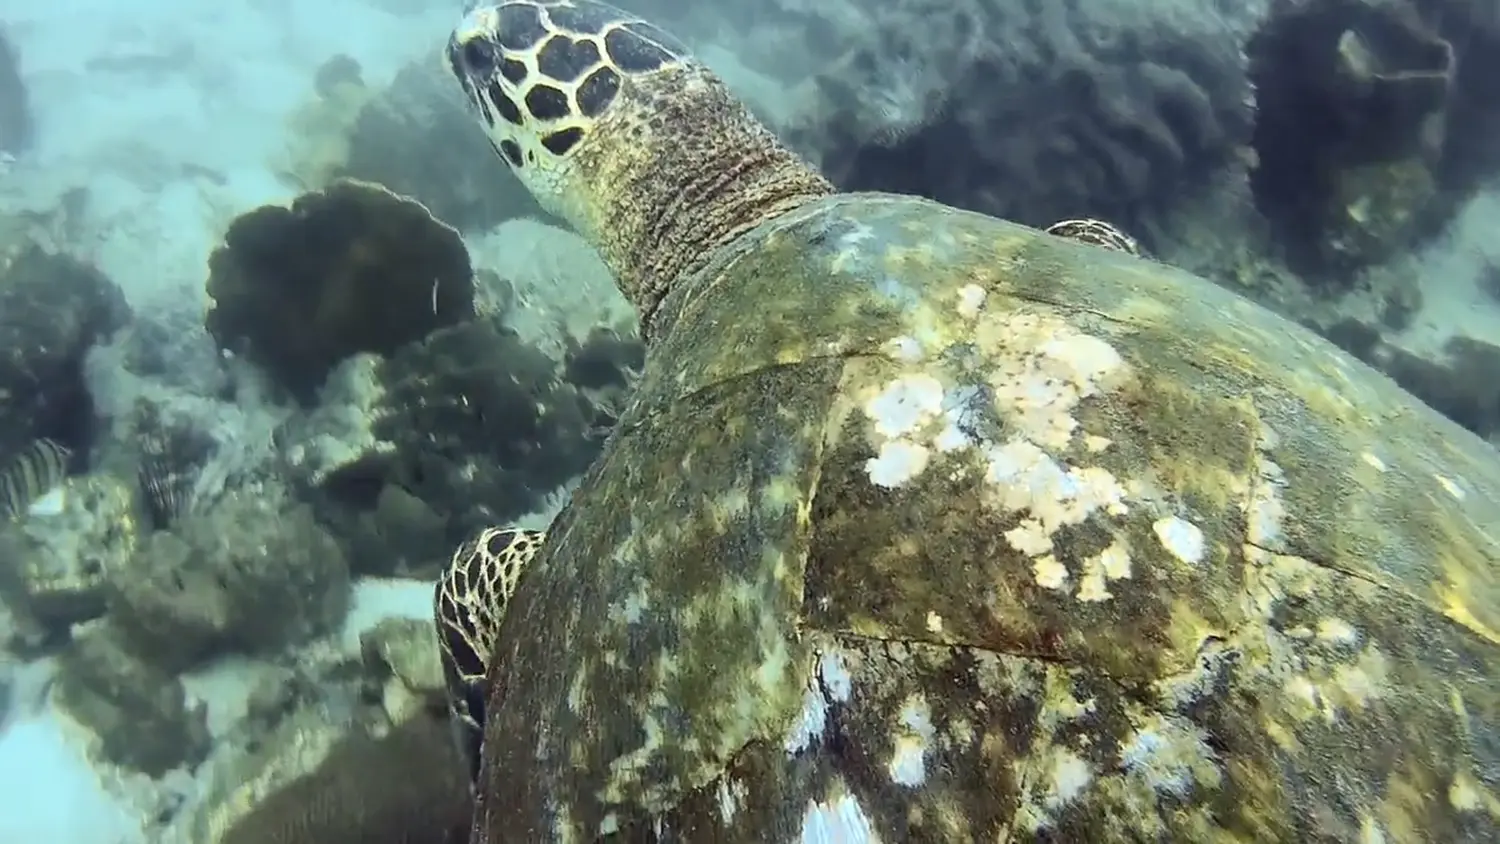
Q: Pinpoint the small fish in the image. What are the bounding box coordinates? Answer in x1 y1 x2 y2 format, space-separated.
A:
0 439 70 520
138 450 191 530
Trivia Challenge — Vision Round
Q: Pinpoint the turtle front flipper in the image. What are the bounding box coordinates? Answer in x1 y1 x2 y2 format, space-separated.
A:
1045 217 1141 255
434 526 545 786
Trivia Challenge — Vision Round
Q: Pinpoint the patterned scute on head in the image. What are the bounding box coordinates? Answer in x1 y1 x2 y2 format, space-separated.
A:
446 1 688 175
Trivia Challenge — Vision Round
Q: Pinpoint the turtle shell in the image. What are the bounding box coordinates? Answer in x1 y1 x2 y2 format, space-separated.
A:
471 193 1500 842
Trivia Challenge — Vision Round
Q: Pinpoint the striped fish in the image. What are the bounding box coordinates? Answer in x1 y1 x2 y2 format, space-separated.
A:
0 439 70 520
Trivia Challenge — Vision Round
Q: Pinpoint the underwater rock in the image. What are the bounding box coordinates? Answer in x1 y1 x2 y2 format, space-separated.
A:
299 315 642 577
561 324 645 393
360 617 446 722
201 708 470 844
0 239 131 462
1323 319 1500 440
105 490 350 673
299 316 621 577
1248 0 1456 280
204 180 476 405
0 472 140 644
1481 258 1500 302
0 26 33 158
52 620 210 777
1408 0 1500 190
785 0 1260 239
276 55 377 190
337 60 542 232
313 54 364 98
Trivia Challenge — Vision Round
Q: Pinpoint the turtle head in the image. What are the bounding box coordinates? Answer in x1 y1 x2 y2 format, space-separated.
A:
448 1 832 338
447 0 690 227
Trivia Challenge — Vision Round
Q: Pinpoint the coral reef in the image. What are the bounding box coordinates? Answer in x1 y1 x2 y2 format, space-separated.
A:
294 315 640 577
359 617 446 722
52 621 210 777
0 472 140 647
336 60 545 232
1248 0 1456 279
204 180 476 404
1409 0 1500 189
131 398 216 531
104 490 350 673
781 0 1264 237
0 25 32 157
207 709 470 844
0 239 131 461
1324 319 1500 440
276 55 376 190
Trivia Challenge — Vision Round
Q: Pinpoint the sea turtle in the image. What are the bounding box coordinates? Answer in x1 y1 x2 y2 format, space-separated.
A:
435 1 1500 840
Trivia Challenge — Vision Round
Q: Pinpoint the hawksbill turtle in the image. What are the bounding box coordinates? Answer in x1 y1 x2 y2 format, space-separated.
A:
434 1 1500 840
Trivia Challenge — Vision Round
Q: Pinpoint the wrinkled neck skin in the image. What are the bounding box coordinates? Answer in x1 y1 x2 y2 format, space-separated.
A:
571 65 834 345
635 176 831 344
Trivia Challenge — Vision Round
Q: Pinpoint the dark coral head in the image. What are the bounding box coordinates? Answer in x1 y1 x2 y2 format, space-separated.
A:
203 180 475 404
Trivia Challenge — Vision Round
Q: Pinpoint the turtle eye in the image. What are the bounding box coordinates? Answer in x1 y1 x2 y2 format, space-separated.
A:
460 38 497 77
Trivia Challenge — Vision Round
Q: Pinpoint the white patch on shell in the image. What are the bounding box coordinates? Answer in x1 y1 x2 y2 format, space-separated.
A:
1032 555 1069 591
786 684 829 755
716 777 748 824
1360 451 1387 472
865 440 931 488
865 374 946 438
1153 516 1205 565
785 650 853 755
984 439 1127 528
1280 643 1391 724
886 696 935 786
1316 617 1360 646
1119 714 1222 797
567 669 587 713
1097 540 1132 579
1076 541 1131 603
1044 748 1094 809
1039 335 1123 386
800 791 878 844
956 283 988 318
1005 518 1053 556
606 709 666 781
1247 455 1287 548
860 374 952 487
885 335 924 362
